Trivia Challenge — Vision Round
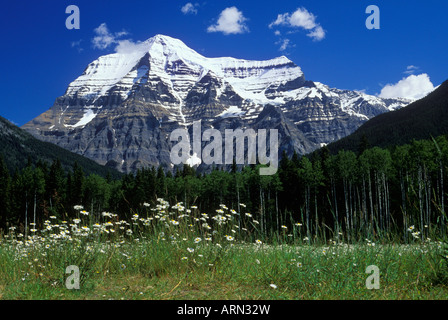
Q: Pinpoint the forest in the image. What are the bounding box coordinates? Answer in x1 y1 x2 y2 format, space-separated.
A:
1 134 448 244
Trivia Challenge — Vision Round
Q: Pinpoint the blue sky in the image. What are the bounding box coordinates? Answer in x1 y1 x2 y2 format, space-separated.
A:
0 0 447 126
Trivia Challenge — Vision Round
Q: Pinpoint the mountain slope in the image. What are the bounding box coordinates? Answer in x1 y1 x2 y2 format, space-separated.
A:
324 80 448 154
0 116 122 178
22 34 411 173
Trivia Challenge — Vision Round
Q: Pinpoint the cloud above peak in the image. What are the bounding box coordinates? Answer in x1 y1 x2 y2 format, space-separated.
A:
181 2 198 15
92 23 129 50
91 23 143 54
379 73 435 100
269 7 326 41
207 7 249 35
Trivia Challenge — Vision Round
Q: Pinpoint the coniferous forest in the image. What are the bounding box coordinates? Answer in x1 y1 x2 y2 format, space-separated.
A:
2 134 448 244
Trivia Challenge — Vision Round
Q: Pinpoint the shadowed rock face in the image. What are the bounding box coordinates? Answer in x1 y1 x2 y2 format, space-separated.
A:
22 34 411 173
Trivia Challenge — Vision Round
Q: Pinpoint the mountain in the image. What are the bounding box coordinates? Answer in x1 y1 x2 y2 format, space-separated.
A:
0 115 122 178
22 34 411 173
323 79 448 155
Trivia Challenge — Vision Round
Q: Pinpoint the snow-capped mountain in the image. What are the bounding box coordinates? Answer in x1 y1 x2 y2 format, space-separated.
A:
22 34 411 173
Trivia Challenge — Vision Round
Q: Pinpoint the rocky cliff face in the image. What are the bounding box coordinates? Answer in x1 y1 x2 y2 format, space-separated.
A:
22 34 411 173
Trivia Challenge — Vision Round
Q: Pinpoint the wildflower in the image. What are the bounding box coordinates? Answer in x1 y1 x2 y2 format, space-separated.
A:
181 257 188 261
171 220 179 226
225 235 234 241
245 213 252 218
50 216 56 219
270 284 277 289
73 205 84 210
187 247 194 253
194 237 202 244
281 225 287 230
295 222 302 226
143 202 150 207
255 239 262 245
297 262 302 268
407 225 415 232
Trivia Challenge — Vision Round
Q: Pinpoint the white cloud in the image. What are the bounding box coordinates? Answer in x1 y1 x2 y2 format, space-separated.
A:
207 7 249 35
181 2 198 15
403 65 420 75
306 25 325 41
92 23 129 50
379 74 435 100
269 7 325 41
114 39 144 54
277 38 291 51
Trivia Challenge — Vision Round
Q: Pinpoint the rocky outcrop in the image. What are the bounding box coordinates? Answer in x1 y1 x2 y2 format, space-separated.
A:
22 34 411 173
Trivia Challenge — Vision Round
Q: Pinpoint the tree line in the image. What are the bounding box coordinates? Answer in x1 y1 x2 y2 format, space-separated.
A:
2 135 448 242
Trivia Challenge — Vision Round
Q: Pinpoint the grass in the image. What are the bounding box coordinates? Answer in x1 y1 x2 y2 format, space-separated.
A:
1 200 448 300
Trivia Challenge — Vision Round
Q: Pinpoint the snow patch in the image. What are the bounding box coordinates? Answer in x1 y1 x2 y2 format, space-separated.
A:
67 109 98 128
186 152 201 167
217 105 245 118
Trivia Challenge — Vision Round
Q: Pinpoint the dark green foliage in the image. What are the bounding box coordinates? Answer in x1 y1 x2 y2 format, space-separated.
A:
0 115 122 179
2 109 448 242
2 133 447 243
325 79 448 155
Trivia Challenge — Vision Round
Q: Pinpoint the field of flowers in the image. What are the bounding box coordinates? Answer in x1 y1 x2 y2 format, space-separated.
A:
1 198 448 300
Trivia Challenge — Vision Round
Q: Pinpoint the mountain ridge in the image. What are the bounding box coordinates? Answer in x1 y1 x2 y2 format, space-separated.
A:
322 79 448 154
22 34 412 173
0 115 122 178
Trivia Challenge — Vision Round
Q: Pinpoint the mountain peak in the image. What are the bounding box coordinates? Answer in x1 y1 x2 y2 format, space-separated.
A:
146 34 195 53
22 34 412 173
64 34 306 105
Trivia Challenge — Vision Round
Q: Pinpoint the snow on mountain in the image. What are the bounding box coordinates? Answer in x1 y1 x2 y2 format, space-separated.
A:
22 34 412 173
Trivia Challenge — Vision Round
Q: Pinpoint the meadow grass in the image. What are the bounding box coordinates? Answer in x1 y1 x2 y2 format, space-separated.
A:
1 199 448 300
